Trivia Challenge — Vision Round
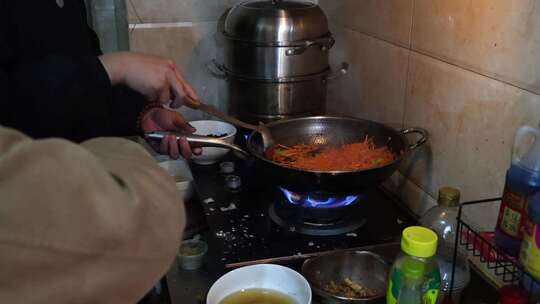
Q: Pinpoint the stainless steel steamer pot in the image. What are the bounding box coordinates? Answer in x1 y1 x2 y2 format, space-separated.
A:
222 0 333 79
211 0 347 123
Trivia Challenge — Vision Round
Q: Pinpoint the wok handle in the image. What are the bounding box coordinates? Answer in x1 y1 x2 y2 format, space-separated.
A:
401 127 428 150
144 131 249 157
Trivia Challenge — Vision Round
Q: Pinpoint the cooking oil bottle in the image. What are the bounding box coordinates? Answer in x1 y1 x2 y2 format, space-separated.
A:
420 187 461 248
495 126 540 257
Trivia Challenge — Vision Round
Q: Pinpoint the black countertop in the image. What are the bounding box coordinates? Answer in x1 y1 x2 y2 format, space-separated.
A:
164 159 500 304
165 239 499 304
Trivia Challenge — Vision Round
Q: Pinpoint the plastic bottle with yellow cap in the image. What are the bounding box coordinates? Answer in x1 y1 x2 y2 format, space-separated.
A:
387 226 441 304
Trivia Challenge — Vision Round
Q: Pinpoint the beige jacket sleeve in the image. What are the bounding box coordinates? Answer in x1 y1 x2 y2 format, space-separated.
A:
0 127 185 304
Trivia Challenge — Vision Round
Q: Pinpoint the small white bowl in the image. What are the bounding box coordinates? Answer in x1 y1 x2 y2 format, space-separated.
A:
190 120 237 165
157 160 193 201
207 264 312 304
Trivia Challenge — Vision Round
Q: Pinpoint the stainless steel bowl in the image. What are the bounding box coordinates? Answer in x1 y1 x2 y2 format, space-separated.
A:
302 250 389 303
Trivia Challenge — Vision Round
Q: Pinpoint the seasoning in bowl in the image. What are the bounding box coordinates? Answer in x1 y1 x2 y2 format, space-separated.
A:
323 277 379 299
178 239 208 270
219 288 297 304
179 242 204 256
206 133 228 138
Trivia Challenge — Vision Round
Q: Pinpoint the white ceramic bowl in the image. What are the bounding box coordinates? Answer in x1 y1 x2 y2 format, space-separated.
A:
190 120 237 165
207 264 312 304
157 160 193 201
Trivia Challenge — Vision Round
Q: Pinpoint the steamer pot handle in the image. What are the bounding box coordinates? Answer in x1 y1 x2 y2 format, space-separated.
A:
325 62 349 80
285 36 335 56
206 59 228 80
400 127 428 150
145 131 249 157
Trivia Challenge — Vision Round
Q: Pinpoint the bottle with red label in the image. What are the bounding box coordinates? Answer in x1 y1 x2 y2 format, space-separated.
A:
495 126 540 257
499 285 528 304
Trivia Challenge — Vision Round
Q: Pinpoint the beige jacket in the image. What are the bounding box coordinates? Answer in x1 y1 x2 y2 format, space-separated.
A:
0 127 185 304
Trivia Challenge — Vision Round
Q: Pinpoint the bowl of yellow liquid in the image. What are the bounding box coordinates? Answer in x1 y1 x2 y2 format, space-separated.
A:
207 264 312 304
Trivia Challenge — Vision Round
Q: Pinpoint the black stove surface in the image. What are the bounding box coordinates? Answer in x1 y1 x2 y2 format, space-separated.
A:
191 157 415 267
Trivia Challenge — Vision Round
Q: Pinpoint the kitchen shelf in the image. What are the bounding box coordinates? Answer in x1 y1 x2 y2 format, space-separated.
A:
451 198 540 300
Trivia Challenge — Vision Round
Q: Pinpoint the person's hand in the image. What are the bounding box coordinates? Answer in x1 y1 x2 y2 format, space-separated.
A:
140 107 201 159
99 52 200 109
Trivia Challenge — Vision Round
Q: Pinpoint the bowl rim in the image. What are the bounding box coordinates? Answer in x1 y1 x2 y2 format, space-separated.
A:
301 250 388 301
206 263 312 304
189 119 237 140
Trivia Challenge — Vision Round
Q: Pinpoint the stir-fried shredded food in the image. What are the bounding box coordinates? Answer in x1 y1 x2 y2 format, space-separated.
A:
266 137 397 171
323 278 379 298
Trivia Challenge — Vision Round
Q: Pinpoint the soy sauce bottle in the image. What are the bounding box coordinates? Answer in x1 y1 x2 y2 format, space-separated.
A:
495 126 540 257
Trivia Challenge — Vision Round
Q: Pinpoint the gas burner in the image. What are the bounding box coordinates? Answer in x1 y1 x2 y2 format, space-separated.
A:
268 203 366 236
279 187 360 209
269 187 367 236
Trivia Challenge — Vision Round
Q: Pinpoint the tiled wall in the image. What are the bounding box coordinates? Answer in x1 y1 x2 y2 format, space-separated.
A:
321 0 540 229
126 0 245 121
127 0 539 228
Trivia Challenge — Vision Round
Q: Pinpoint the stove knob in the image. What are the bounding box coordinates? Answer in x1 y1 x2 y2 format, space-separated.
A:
220 161 235 174
225 175 241 190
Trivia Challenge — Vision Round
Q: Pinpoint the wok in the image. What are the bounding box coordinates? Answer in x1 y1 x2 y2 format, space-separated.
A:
146 116 427 193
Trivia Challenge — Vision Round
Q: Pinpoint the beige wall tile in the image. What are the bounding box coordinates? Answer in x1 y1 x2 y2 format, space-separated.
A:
320 0 413 47
413 0 540 94
129 0 317 24
129 22 228 121
383 172 437 217
402 52 540 227
327 27 409 127
126 0 139 24
128 0 239 23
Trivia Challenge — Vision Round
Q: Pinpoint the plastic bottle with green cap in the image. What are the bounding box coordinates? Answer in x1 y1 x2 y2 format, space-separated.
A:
387 226 441 304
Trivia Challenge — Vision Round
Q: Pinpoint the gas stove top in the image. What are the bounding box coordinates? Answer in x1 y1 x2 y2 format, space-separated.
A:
190 157 415 268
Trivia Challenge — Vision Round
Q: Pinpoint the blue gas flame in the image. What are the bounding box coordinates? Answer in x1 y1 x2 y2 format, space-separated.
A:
279 187 359 209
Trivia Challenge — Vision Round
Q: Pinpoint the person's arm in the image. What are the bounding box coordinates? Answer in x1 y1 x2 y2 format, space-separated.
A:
0 8 114 140
107 84 147 136
0 127 184 303
86 22 145 137
0 6 198 141
98 52 200 108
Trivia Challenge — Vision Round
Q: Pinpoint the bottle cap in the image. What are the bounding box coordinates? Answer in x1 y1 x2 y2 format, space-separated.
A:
225 175 242 190
438 187 460 207
401 226 438 258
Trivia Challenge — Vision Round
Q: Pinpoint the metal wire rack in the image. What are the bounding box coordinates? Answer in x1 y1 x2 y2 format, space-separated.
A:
450 197 540 300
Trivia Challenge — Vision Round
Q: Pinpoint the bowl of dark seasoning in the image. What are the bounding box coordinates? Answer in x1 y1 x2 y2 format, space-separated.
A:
189 120 237 165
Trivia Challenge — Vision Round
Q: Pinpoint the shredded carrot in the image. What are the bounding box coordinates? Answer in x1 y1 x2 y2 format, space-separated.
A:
266 137 397 171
